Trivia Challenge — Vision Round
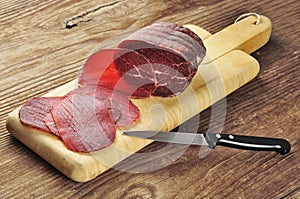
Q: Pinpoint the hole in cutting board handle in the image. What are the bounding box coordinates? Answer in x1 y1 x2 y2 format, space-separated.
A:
235 13 261 25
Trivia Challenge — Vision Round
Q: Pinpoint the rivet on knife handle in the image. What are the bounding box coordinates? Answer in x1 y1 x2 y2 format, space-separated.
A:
204 133 291 155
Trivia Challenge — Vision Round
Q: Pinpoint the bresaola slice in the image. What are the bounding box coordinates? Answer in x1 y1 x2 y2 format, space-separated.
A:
50 94 116 152
92 87 140 127
104 88 140 127
19 97 63 132
20 87 139 152
78 48 149 96
66 87 139 127
44 112 59 136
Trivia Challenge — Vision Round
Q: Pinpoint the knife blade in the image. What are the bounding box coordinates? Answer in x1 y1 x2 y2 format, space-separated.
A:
123 131 291 155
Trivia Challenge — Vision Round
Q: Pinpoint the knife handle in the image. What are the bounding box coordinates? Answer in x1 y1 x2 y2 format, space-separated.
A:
204 133 291 155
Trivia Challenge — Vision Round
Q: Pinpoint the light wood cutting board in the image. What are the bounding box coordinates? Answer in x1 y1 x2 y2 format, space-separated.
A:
6 15 271 182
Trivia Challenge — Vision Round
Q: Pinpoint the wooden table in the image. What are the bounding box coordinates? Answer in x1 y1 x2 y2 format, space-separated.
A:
1 0 299 198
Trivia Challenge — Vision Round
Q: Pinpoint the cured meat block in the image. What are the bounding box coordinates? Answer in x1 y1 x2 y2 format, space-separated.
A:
118 22 205 70
116 22 206 97
19 97 63 132
50 94 116 152
78 22 206 98
114 48 193 97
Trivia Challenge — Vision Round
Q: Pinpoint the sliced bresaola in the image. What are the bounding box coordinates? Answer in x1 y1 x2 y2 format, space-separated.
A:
78 48 150 97
19 22 204 153
44 112 60 136
20 87 139 152
19 97 63 132
116 22 206 98
66 86 139 127
50 93 116 152
100 87 140 127
78 22 206 98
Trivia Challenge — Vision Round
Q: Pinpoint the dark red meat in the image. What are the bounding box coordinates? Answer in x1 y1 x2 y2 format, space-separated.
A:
19 97 63 132
104 88 140 127
50 94 116 152
116 22 206 98
20 87 139 152
44 112 59 136
67 87 139 127
78 48 148 96
19 22 204 152
114 48 192 97
118 22 205 69
78 22 205 98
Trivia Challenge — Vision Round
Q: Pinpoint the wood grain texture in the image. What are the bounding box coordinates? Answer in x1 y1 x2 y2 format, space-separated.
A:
0 0 299 198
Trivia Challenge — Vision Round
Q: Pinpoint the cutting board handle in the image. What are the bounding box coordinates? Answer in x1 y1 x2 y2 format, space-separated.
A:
202 14 272 63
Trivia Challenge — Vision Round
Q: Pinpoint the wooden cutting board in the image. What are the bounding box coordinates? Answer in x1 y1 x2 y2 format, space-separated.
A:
6 15 271 182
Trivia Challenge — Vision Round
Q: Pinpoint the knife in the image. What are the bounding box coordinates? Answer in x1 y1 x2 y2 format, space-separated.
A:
123 131 291 155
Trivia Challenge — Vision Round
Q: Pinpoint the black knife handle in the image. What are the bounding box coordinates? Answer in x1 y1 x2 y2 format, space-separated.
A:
204 133 291 155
